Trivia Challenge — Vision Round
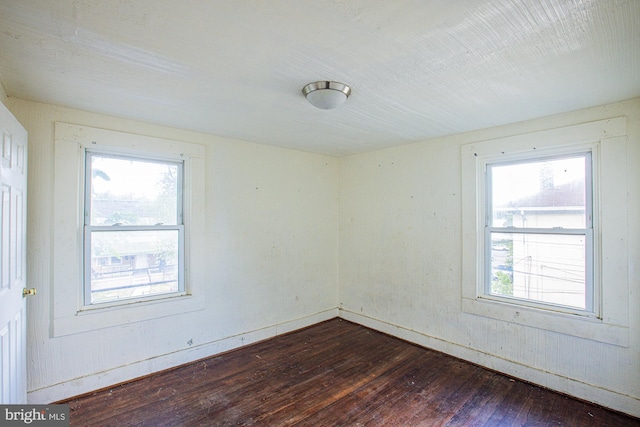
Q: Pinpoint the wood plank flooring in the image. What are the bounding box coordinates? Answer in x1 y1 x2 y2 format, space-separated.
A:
61 318 639 426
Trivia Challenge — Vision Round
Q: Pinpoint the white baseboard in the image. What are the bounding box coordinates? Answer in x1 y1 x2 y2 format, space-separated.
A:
339 309 640 418
28 308 338 403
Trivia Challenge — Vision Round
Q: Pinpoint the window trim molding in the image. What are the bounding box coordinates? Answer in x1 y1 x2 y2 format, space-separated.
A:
53 122 206 337
461 117 629 347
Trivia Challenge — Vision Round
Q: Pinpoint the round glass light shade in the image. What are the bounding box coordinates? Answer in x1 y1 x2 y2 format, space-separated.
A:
302 81 351 109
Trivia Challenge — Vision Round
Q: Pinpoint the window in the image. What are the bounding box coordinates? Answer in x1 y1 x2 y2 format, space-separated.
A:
53 123 206 337
484 153 593 314
84 153 184 305
461 117 630 346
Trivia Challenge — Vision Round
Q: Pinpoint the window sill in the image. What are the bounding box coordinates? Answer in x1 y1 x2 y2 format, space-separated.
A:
78 291 189 313
462 296 628 347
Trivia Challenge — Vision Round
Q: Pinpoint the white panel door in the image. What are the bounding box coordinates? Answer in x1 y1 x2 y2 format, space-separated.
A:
0 102 28 404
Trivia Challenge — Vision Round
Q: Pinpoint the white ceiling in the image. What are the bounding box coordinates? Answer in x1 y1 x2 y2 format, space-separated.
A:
0 1 638 156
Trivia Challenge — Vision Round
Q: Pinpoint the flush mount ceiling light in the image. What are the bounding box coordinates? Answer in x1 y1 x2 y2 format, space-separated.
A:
302 81 351 109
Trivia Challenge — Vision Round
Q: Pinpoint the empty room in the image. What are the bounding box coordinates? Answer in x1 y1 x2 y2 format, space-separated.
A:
0 1 639 425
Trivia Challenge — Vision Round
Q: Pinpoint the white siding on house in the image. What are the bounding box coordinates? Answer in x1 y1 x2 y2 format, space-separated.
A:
0 85 7 107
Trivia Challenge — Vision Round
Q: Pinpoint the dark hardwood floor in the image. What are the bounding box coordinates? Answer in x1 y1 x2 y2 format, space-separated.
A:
61 318 639 426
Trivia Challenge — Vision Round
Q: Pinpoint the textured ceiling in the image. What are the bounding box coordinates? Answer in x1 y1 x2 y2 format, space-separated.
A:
0 0 638 156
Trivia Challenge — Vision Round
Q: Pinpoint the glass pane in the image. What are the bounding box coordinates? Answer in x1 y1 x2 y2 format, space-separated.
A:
489 232 586 310
89 230 179 304
490 156 586 228
89 155 180 226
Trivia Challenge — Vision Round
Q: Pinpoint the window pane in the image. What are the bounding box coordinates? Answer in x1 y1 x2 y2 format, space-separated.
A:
89 155 180 226
490 156 586 228
490 232 586 309
89 230 179 304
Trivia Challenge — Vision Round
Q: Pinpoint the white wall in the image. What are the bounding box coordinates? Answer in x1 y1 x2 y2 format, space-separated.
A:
7 94 640 416
7 98 339 402
339 98 640 416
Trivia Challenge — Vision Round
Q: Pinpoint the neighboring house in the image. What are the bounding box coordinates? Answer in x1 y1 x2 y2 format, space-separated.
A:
90 199 178 302
493 178 587 309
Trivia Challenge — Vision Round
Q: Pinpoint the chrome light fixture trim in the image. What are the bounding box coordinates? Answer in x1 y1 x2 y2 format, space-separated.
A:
302 81 351 109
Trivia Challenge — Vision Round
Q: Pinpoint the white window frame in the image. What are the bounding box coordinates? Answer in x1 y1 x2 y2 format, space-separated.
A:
461 117 629 347
481 151 596 316
83 151 186 306
53 123 206 337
